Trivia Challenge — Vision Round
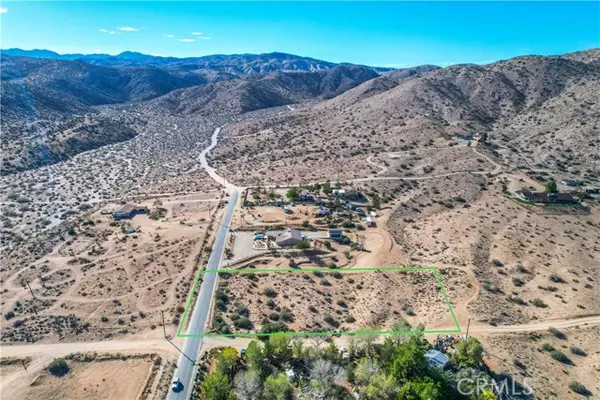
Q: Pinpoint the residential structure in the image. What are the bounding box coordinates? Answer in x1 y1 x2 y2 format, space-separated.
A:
299 189 314 202
328 228 343 240
455 135 473 141
560 179 581 187
112 204 148 220
515 190 576 204
315 207 330 217
276 229 304 247
425 349 450 369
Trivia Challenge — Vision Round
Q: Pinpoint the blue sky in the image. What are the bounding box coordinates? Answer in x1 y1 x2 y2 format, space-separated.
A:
1 1 598 67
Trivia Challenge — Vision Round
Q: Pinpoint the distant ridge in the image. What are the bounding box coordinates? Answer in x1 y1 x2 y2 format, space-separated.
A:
1 48 395 75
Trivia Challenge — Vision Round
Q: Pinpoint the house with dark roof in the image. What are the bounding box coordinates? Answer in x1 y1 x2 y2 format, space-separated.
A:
516 190 576 204
299 189 314 202
455 135 473 142
328 228 343 240
113 204 148 220
560 180 581 187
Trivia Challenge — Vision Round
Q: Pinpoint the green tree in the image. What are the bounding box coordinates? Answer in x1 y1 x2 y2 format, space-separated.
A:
286 188 299 200
48 358 70 376
545 180 558 193
201 371 234 400
292 339 305 359
371 193 381 210
296 239 310 250
390 318 412 345
452 337 484 368
323 342 340 361
355 357 380 386
246 341 268 376
269 335 292 359
389 338 428 383
263 373 293 400
363 372 397 400
217 347 240 378
397 376 441 400
323 182 333 196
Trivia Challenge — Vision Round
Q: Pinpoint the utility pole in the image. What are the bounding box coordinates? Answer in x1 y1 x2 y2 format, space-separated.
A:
161 311 167 339
465 316 471 339
21 359 28 372
26 282 36 300
27 282 38 316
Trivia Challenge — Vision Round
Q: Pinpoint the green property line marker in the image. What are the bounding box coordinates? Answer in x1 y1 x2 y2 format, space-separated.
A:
177 265 462 338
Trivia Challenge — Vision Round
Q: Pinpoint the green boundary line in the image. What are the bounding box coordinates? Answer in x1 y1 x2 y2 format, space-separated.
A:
177 266 462 338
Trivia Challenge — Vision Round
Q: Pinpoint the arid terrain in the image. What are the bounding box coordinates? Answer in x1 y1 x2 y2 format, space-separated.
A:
1 48 599 399
211 267 468 336
0 193 222 344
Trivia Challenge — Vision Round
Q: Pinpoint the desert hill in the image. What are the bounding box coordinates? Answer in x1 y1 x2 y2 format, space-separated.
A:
144 65 379 116
211 49 600 185
0 55 236 123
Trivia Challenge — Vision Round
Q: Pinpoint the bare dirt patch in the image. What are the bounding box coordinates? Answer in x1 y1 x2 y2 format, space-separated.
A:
11 356 155 400
210 268 465 336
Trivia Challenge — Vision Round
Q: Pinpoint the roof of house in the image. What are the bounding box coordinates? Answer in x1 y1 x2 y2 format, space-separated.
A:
425 350 449 367
277 229 303 242
517 190 575 202
116 204 143 213
329 228 343 234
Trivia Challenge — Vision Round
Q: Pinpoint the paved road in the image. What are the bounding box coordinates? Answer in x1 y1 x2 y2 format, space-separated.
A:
168 189 239 400
167 125 242 399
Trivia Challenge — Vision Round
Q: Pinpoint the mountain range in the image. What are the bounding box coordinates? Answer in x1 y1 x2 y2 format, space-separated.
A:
1 47 598 175
1 48 392 75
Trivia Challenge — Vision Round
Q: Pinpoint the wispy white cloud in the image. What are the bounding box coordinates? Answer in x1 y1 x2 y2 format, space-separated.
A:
118 26 139 32
178 38 196 43
191 31 203 36
166 34 175 39
95 49 102 54
199 36 211 40
0 7 8 14
99 29 120 35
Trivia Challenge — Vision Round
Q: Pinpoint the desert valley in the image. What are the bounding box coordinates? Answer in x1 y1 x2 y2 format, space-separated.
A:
0 46 599 400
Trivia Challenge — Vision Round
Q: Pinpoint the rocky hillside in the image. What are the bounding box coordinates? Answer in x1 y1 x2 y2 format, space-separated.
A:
0 55 235 123
211 49 600 182
146 65 379 116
